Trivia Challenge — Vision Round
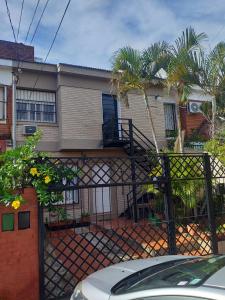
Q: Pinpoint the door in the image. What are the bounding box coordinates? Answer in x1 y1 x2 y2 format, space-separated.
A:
93 164 111 213
102 94 118 141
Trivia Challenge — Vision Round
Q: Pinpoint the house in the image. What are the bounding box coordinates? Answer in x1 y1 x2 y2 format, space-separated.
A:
0 40 213 222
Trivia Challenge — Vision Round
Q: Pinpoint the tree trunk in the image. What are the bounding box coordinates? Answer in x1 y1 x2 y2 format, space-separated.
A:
211 97 217 138
143 91 160 154
175 93 184 153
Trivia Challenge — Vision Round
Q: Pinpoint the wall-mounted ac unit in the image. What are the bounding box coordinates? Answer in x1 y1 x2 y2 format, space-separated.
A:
23 125 37 135
189 101 202 113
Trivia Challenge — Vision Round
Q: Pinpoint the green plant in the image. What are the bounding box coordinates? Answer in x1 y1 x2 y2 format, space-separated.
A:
0 130 79 210
81 211 90 217
146 155 205 217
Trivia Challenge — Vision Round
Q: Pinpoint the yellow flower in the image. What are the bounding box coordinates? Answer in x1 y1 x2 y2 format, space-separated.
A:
30 167 38 176
44 176 51 184
37 173 40 177
11 199 21 210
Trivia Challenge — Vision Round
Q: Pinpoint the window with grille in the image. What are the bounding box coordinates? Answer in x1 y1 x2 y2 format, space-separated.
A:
16 89 56 123
164 103 177 137
0 87 7 121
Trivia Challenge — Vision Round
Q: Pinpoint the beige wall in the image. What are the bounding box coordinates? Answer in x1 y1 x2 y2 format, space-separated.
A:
59 85 103 150
16 123 59 151
17 71 57 91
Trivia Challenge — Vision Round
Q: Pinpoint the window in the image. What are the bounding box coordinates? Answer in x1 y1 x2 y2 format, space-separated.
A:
63 173 79 204
164 103 177 137
0 86 7 121
16 89 56 123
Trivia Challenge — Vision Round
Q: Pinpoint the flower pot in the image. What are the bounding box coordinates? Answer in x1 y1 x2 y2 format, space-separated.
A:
46 219 76 231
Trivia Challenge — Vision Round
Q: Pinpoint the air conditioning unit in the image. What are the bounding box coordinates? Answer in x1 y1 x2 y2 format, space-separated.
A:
189 101 202 113
23 125 37 136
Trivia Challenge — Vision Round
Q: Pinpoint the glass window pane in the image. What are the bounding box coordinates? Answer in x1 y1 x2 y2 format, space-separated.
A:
17 102 28 120
30 103 35 121
16 89 56 122
43 104 55 122
2 213 14 231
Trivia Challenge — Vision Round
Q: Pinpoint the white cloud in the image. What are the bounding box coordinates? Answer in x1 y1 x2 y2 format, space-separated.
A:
1 0 225 68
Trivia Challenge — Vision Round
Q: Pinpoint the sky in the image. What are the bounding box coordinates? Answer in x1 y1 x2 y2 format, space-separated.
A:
1 0 225 69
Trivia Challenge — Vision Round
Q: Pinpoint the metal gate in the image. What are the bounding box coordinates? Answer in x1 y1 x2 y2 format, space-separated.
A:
39 154 225 299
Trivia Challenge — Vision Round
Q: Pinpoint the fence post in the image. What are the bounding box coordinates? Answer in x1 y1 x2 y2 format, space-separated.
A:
38 205 45 300
203 153 218 254
163 154 177 255
129 119 138 223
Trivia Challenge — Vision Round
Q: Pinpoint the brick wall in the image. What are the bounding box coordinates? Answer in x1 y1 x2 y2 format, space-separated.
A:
181 106 210 138
0 40 34 62
0 188 40 300
0 86 12 140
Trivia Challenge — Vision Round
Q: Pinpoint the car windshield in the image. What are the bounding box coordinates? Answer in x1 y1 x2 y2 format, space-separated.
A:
111 256 225 295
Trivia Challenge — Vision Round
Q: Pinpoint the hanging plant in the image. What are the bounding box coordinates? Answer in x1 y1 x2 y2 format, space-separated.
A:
0 130 79 210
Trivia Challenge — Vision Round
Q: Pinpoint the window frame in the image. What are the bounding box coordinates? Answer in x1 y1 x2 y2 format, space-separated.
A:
16 88 56 123
0 86 7 122
163 102 177 138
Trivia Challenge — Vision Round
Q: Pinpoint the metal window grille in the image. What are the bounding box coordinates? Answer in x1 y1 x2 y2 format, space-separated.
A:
16 89 56 123
164 103 177 136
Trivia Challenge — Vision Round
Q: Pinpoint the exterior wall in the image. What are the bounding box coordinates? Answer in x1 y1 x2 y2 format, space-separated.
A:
122 91 168 149
0 188 39 300
59 85 103 149
181 106 210 138
16 69 59 151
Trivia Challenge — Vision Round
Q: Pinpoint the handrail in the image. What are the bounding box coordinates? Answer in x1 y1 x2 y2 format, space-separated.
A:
132 124 155 149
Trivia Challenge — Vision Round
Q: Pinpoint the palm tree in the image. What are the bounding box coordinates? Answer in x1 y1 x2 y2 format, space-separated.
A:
166 27 207 152
199 42 225 137
111 43 169 154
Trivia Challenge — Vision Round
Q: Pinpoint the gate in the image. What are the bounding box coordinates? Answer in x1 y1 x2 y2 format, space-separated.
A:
39 154 225 299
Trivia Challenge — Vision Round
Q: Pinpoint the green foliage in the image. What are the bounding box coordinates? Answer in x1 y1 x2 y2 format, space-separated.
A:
0 130 79 210
146 155 205 213
204 133 225 165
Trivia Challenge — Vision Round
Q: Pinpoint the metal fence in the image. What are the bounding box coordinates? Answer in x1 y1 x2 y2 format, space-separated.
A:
39 153 225 299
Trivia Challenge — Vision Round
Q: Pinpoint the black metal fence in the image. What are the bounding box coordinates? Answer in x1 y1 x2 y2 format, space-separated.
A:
39 153 225 299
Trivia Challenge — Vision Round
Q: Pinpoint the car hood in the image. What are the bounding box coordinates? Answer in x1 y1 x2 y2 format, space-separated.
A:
81 255 187 299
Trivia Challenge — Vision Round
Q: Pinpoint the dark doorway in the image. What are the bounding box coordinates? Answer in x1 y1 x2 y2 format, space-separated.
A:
102 94 118 141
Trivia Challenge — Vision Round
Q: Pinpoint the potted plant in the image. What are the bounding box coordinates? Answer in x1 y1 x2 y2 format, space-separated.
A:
47 207 76 231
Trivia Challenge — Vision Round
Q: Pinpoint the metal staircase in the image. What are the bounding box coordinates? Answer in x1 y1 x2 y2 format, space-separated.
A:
102 118 157 220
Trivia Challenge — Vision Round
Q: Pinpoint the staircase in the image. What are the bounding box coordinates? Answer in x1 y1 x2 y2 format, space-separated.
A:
102 118 157 220
102 118 155 156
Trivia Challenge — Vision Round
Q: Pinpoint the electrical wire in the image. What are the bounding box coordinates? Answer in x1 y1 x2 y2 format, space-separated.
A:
4 0 17 42
24 0 41 43
30 0 50 44
31 0 71 91
17 0 25 41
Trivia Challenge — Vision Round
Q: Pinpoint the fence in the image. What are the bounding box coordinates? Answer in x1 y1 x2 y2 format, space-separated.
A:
39 153 225 299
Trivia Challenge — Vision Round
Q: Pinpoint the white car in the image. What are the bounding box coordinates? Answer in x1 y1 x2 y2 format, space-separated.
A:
70 255 225 300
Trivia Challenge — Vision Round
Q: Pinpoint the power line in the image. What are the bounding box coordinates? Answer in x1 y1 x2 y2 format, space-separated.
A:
31 0 71 91
4 0 21 68
4 0 17 42
17 0 25 41
24 0 41 43
30 0 50 44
